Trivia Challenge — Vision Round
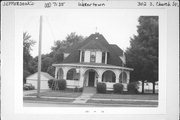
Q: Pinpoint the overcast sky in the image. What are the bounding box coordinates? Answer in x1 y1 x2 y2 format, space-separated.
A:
19 9 141 57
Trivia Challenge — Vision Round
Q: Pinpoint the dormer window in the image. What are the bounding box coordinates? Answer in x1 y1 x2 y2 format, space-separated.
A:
90 51 96 63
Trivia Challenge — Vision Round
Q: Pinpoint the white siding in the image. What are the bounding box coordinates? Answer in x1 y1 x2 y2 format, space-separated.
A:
96 51 102 63
26 79 49 89
84 50 90 62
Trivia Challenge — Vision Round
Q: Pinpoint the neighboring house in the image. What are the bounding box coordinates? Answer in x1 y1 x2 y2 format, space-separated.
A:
26 72 54 89
53 33 133 91
137 81 159 93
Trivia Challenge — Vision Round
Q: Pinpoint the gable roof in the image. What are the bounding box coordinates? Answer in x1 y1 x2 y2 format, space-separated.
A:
62 33 124 66
80 39 109 51
110 44 123 56
26 72 54 80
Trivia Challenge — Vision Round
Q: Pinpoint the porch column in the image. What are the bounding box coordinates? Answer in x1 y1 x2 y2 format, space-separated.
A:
114 70 120 83
79 68 85 87
126 71 130 84
55 67 58 79
63 67 69 80
97 69 104 82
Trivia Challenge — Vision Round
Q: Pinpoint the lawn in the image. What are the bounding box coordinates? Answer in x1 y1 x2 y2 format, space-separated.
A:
87 99 158 107
92 93 158 100
23 97 74 102
26 90 82 98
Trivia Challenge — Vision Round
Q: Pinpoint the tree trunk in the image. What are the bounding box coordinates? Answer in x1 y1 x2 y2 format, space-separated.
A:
152 81 155 94
142 80 144 94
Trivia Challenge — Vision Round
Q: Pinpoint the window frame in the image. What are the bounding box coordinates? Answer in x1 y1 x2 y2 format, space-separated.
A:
90 51 96 63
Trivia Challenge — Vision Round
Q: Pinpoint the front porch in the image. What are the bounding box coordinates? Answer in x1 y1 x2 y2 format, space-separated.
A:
53 63 133 91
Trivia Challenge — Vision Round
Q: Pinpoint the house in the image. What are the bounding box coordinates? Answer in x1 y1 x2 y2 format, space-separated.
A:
52 33 133 91
26 72 54 89
137 81 159 93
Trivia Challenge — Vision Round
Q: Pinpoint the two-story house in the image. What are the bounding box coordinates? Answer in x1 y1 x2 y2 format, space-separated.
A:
52 33 133 91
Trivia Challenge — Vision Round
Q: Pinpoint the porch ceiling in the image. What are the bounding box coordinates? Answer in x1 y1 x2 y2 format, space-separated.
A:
52 63 133 71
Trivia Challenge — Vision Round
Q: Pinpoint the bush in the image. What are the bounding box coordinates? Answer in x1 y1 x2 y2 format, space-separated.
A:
127 82 138 94
57 79 66 90
97 82 106 93
51 79 66 90
48 79 54 88
113 83 124 94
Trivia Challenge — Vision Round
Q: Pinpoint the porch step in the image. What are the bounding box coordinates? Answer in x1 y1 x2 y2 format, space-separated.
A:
83 87 96 94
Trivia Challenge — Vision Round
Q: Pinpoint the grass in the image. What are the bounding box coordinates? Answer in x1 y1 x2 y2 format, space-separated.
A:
87 99 158 106
92 93 158 100
26 90 82 98
24 97 74 102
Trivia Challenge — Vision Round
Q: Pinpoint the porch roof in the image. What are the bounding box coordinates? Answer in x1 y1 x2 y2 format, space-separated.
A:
52 63 133 71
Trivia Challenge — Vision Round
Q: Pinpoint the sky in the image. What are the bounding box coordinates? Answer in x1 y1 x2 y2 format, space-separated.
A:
20 9 140 57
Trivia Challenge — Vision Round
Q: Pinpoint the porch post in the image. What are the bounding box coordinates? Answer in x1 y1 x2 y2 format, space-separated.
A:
79 68 85 87
55 67 58 79
114 70 120 83
63 67 68 80
126 71 130 84
98 69 104 82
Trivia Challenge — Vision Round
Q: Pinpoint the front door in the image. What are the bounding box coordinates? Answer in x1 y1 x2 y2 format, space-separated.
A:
88 71 95 87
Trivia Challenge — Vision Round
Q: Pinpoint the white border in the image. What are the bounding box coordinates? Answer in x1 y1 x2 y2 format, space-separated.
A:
2 1 179 120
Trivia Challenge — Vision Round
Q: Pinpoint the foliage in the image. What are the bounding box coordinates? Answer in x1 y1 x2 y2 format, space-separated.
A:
127 82 139 94
97 82 106 93
57 79 66 90
48 79 54 88
51 79 66 90
47 66 55 77
23 70 31 84
113 83 124 94
126 16 158 93
23 32 86 85
23 32 36 83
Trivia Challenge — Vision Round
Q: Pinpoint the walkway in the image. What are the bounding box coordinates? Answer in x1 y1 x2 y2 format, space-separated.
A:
73 87 96 104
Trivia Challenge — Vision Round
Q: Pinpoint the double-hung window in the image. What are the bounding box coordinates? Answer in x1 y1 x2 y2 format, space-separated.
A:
90 51 96 63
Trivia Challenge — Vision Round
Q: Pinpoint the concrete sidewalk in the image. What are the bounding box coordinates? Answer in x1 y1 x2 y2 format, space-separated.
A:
73 93 94 104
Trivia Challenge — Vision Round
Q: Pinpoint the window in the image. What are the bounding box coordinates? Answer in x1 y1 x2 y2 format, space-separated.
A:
81 51 85 62
102 70 116 83
102 52 105 63
67 68 79 80
90 51 96 63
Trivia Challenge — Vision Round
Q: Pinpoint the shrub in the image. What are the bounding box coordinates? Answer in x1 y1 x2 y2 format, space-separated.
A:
97 82 106 93
48 79 54 88
57 79 66 90
127 82 138 94
50 79 66 90
113 83 124 94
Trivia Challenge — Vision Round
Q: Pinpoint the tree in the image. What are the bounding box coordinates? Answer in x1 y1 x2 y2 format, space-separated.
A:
23 32 36 83
51 32 85 63
126 16 158 94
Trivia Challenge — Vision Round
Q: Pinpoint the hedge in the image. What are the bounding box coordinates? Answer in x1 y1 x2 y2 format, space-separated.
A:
127 82 138 94
97 82 106 93
48 79 54 88
113 83 124 94
48 79 66 90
